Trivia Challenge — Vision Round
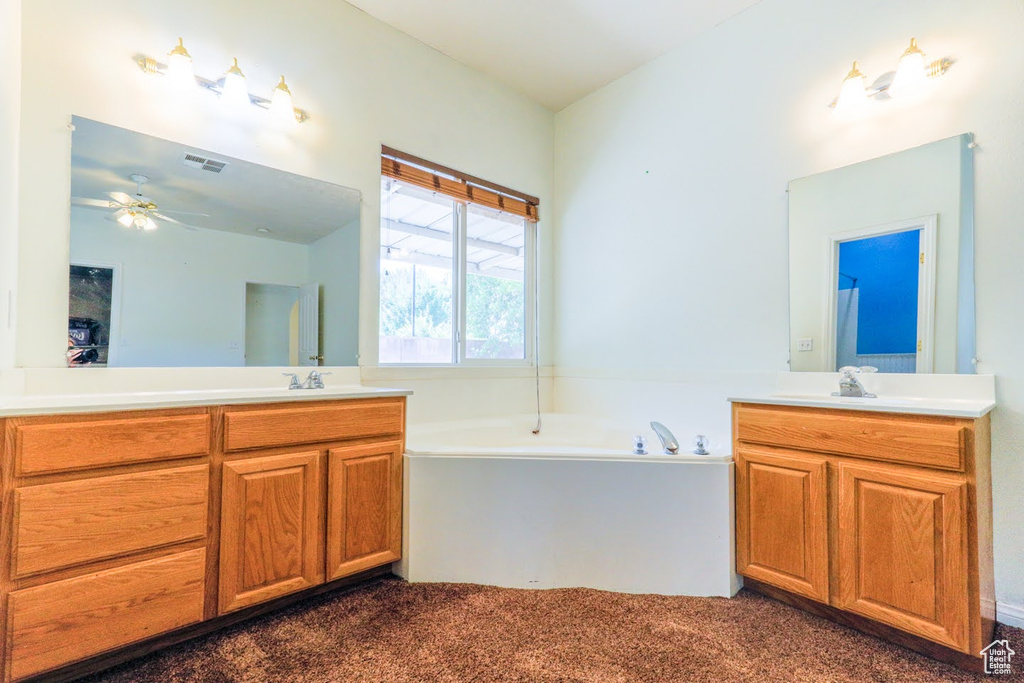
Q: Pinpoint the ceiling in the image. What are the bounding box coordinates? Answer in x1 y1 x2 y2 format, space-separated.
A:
70 117 361 244
345 0 763 110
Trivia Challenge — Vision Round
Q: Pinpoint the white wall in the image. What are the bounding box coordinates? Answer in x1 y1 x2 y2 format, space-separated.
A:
71 207 309 366
309 219 360 366
0 0 20 369
553 0 1024 610
15 0 555 379
789 136 966 373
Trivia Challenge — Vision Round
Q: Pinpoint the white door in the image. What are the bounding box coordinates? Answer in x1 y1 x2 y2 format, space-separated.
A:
298 282 321 366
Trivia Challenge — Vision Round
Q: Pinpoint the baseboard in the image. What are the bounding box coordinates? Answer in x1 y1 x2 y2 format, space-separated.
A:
998 601 1024 629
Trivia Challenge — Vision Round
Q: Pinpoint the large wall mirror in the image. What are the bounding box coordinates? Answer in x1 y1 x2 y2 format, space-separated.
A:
68 116 361 368
789 134 975 374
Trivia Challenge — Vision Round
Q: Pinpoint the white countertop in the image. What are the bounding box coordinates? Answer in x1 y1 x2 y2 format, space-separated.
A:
0 385 412 417
729 372 996 418
728 393 994 418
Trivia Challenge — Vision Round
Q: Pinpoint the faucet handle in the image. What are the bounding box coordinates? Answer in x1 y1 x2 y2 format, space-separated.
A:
858 366 878 373
282 372 302 390
838 365 860 377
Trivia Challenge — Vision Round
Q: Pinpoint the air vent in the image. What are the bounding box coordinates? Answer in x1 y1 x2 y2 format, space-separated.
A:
181 152 228 173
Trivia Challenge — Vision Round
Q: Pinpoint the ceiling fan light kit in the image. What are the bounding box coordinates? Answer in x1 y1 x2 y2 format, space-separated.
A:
136 38 308 124
72 173 209 233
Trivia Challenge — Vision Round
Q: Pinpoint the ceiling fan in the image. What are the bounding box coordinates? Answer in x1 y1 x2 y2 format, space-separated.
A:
71 174 206 231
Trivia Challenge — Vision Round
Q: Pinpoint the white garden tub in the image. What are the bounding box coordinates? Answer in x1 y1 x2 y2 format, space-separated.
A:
398 414 739 597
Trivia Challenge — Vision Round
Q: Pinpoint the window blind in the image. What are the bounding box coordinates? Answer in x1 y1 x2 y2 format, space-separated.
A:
381 146 539 222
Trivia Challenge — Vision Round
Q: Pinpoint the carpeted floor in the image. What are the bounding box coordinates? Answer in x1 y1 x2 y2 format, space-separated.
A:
80 577 1023 683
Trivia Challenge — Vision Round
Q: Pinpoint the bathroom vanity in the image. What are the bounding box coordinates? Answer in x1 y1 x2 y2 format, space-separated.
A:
0 390 407 682
730 389 995 671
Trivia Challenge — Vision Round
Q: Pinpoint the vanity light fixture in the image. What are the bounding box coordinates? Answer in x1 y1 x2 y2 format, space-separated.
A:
221 58 249 107
830 37 953 110
136 40 309 122
834 61 869 113
164 38 195 88
269 76 296 125
889 38 929 97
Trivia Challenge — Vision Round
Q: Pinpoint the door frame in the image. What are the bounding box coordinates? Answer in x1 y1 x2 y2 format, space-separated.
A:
823 215 937 373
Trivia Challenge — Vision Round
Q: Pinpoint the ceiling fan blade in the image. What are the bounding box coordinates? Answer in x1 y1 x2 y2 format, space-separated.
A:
158 209 211 217
107 191 135 205
71 197 115 209
152 212 200 231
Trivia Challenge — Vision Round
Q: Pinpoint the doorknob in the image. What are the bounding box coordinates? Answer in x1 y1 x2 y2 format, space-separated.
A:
309 355 324 361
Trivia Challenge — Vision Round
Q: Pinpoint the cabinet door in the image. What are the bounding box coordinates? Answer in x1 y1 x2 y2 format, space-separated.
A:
736 447 829 603
219 451 324 614
836 462 970 652
326 441 402 581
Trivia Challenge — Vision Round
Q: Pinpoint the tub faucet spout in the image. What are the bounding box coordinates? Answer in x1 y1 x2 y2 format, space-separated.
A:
650 421 680 454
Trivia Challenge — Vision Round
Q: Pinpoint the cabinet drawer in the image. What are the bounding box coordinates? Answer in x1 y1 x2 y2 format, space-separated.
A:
7 548 206 681
13 465 209 578
735 405 966 471
13 412 211 475
223 399 403 452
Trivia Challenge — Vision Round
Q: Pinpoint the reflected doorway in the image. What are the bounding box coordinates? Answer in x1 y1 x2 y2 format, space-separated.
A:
828 217 937 373
244 282 321 366
68 263 120 367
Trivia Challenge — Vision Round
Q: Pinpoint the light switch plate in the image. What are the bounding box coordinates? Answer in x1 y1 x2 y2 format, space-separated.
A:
797 338 813 352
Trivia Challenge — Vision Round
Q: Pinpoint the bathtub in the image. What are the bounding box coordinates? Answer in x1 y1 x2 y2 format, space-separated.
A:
398 414 739 597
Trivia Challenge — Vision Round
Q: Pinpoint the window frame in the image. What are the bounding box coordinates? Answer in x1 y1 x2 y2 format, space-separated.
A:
377 179 536 368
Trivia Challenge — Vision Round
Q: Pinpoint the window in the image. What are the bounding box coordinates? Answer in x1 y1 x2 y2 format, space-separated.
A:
378 148 537 365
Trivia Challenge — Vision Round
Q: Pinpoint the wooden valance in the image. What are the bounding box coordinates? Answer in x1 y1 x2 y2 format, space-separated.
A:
381 146 539 222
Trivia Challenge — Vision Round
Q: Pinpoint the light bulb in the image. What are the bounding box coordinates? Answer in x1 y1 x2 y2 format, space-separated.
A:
116 210 134 228
165 37 195 89
270 75 296 124
133 214 148 229
221 57 249 107
142 216 158 231
834 61 868 113
889 38 927 98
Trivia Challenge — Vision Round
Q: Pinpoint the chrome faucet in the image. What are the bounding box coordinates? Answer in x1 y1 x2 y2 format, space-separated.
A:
304 370 331 389
283 370 331 390
650 421 680 454
834 366 877 398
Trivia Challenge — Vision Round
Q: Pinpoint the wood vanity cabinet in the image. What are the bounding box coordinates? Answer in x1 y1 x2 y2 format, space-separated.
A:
733 402 994 668
0 408 212 683
0 395 406 683
216 399 404 615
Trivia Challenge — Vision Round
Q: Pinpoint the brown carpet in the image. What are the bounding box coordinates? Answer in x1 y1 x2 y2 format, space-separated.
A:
80 577 1024 683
